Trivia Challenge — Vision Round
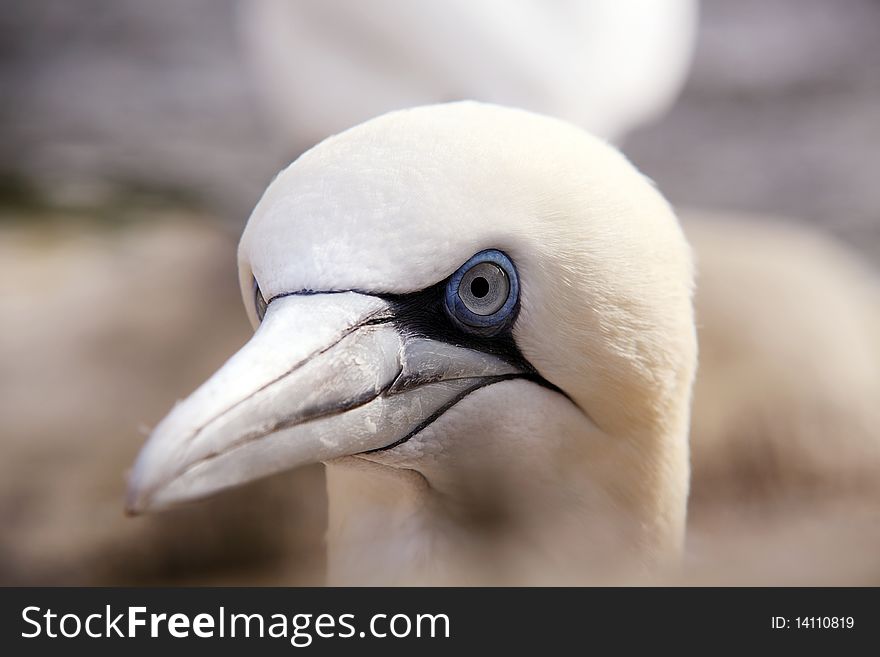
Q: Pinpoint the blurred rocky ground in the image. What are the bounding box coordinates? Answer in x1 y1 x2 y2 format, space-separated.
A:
0 0 280 221
0 0 878 584
1 0 878 252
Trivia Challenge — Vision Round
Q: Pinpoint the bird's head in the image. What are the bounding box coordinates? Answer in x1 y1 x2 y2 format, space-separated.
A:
127 102 696 565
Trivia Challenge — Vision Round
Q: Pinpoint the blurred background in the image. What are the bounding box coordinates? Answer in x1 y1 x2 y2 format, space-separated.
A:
1 0 878 585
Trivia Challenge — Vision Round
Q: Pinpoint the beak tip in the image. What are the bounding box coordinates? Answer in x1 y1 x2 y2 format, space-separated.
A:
124 484 149 517
125 432 180 516
125 460 163 516
125 460 193 516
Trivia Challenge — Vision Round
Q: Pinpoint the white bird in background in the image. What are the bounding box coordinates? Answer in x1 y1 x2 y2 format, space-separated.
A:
127 102 698 584
680 213 880 583
240 0 697 148
684 214 880 508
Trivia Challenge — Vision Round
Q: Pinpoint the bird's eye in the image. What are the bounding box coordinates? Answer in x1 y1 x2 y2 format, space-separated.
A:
253 279 268 322
444 249 519 336
459 261 509 315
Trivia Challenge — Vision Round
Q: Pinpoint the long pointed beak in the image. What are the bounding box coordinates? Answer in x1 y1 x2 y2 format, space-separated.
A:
126 291 520 514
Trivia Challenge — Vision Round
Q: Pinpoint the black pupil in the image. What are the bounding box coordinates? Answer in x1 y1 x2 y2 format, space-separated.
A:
470 276 490 298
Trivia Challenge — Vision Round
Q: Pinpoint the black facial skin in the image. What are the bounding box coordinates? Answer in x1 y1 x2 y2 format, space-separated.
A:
383 279 570 394
373 280 533 373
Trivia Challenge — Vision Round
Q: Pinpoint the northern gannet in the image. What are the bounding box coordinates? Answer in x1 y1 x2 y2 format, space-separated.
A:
127 102 697 584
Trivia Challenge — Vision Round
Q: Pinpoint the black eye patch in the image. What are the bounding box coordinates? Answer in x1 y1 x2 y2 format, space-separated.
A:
372 281 537 376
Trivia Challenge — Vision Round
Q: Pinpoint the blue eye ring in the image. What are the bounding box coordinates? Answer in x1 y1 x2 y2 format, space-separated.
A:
443 249 519 337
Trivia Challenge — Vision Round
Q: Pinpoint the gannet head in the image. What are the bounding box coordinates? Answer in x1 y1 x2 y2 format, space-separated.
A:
127 102 696 573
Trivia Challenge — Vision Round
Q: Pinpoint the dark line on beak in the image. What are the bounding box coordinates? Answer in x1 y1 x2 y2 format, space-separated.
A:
170 360 404 483
362 373 564 454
